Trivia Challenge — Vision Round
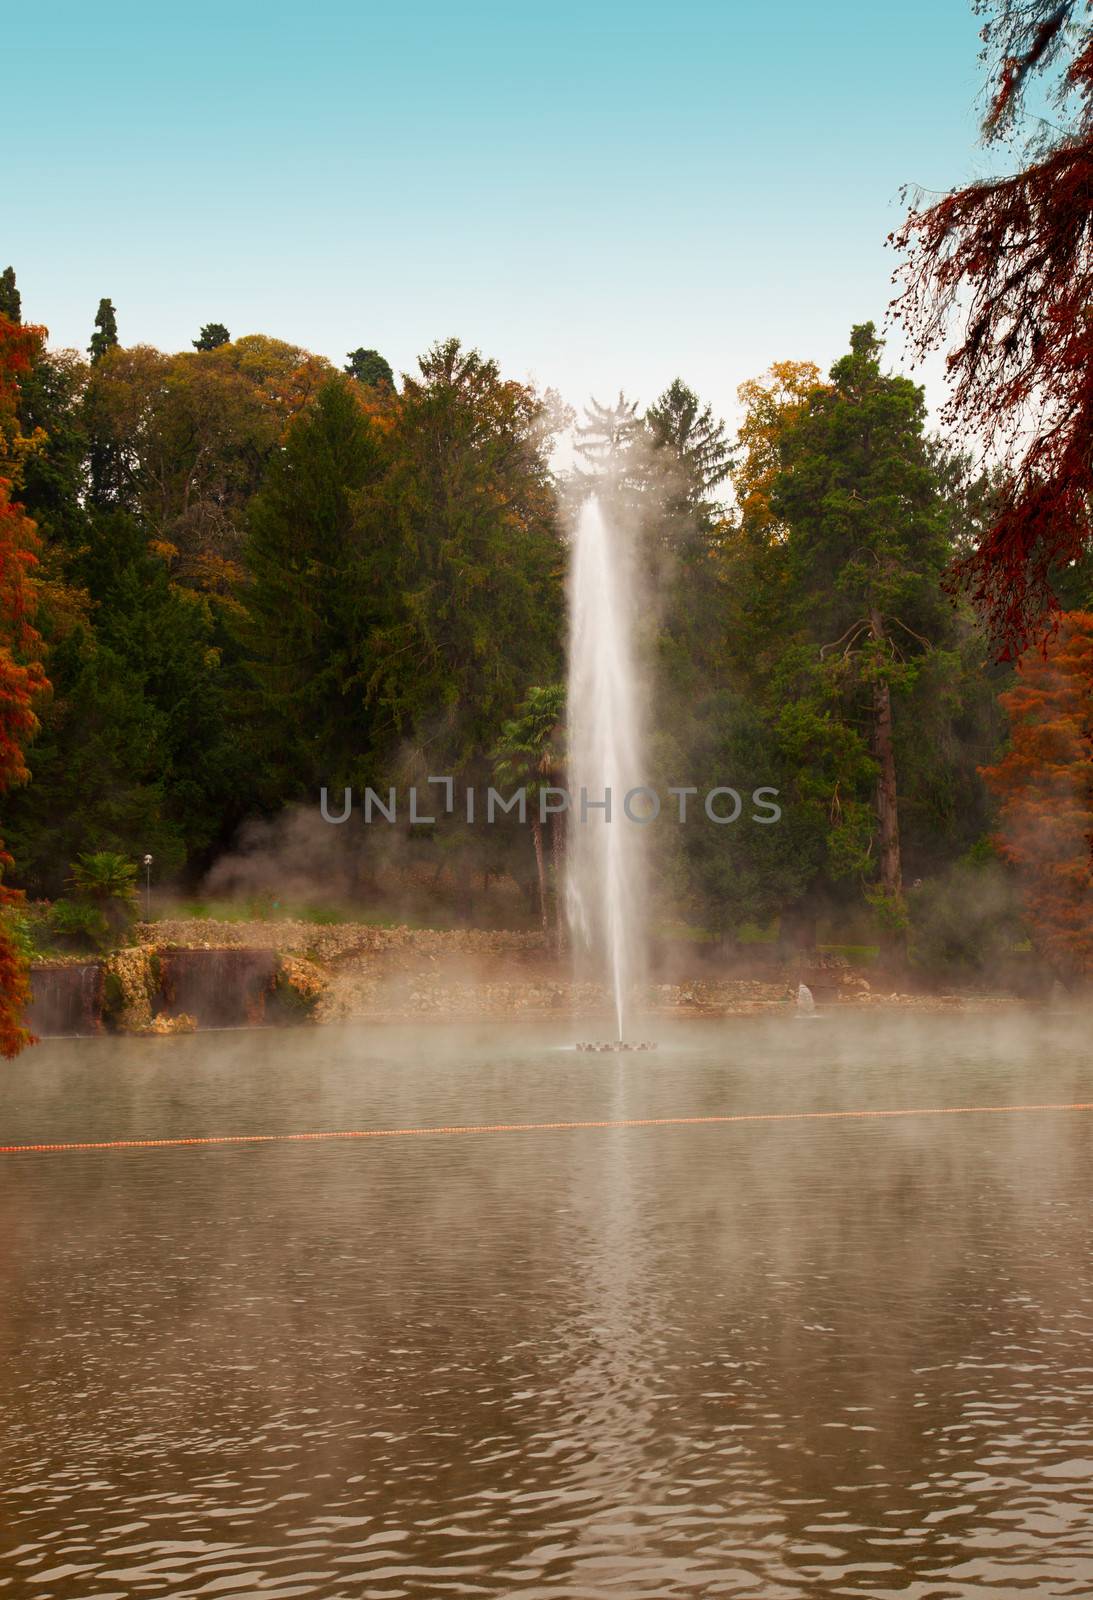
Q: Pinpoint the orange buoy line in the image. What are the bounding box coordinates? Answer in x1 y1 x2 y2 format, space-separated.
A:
2 1101 1093 1155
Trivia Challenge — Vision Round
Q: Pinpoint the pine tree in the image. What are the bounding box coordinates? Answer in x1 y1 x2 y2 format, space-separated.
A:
237 376 385 795
356 338 564 769
771 324 954 934
88 298 118 364
193 322 230 351
0 268 20 323
646 378 732 514
2 510 237 891
345 348 394 389
573 392 644 488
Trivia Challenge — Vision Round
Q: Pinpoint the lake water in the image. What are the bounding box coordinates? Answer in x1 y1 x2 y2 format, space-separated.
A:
2 1012 1092 1598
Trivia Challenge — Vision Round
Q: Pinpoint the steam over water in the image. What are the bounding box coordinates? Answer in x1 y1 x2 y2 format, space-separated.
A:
3 1013 1093 1597
566 495 646 1040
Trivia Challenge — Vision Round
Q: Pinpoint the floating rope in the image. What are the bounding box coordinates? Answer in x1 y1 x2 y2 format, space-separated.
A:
2 1100 1092 1155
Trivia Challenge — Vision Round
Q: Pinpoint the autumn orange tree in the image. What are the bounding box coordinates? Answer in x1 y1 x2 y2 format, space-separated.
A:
731 360 823 539
981 612 1093 979
892 0 1093 657
84 333 336 591
0 311 49 1054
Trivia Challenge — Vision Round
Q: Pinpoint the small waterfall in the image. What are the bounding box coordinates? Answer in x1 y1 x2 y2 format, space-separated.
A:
155 949 278 1028
27 963 104 1036
566 495 646 1042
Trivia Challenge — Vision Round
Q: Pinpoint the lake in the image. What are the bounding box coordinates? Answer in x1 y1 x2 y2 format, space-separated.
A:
2 1011 1092 1597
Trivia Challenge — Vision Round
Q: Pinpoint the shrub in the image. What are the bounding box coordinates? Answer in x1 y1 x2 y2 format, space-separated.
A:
908 853 1025 979
49 898 111 952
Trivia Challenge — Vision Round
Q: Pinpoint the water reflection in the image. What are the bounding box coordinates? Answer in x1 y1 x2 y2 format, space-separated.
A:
1 1014 1091 1596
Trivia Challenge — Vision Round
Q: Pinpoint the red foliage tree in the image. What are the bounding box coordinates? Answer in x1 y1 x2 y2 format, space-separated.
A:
891 2 1093 658
0 312 49 1056
980 611 1093 978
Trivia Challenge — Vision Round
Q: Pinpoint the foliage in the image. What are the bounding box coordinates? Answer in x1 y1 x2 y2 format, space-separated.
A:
345 347 394 389
493 684 567 932
891 1 1093 656
356 338 565 768
731 361 823 538
770 324 956 918
655 330 1003 948
236 376 386 796
193 322 230 351
83 334 334 578
88 297 118 364
0 310 49 1055
492 684 566 797
573 392 646 509
48 897 110 951
0 282 1047 979
2 507 237 892
0 267 20 323
907 852 1025 979
67 850 139 944
15 345 88 550
1 621 183 894
980 611 1093 978
646 378 733 519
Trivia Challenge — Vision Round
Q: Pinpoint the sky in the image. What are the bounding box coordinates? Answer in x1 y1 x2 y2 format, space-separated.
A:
6 1 999 429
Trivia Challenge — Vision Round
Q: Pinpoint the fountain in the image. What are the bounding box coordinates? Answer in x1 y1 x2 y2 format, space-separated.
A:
566 495 653 1050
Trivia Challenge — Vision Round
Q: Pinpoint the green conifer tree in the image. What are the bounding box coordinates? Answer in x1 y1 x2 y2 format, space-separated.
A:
88 298 118 363
0 267 21 323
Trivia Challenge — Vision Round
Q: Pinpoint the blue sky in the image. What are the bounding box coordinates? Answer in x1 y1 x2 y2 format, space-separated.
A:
7 1 996 427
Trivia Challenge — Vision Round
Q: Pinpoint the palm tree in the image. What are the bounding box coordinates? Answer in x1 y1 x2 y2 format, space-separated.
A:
67 852 139 944
492 685 566 945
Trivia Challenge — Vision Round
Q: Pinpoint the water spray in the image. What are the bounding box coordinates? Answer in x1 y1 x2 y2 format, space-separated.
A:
566 495 647 1047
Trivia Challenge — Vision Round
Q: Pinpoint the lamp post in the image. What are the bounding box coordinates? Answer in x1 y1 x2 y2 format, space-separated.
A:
142 854 153 922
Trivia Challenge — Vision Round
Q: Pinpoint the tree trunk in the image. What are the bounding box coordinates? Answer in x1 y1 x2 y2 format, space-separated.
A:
531 814 549 940
550 807 565 954
869 609 903 900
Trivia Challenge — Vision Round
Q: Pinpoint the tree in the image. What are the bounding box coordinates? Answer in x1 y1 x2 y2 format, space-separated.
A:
653 359 868 947
0 268 20 324
980 612 1093 979
731 361 823 540
646 378 732 517
644 379 736 735
891 1 1093 656
88 298 118 364
0 313 49 1054
193 322 230 351
573 392 645 495
236 376 385 796
14 346 89 549
357 338 565 770
345 347 394 389
67 851 139 943
3 505 238 893
2 621 184 895
492 684 566 940
83 337 334 580
771 325 954 931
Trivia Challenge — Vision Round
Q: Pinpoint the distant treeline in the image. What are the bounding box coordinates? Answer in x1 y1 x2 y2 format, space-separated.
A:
1 276 1091 971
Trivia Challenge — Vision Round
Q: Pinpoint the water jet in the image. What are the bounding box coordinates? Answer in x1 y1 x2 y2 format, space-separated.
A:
566 494 648 1048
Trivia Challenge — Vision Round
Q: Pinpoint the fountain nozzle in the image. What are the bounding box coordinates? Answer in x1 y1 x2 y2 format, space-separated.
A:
575 1040 657 1053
